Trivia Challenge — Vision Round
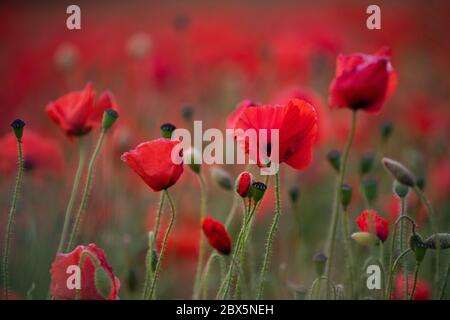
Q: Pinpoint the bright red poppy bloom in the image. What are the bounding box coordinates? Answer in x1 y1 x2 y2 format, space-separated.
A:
226 99 257 130
202 217 231 255
121 138 184 192
232 98 318 170
355 210 389 242
0 129 64 177
46 83 118 138
329 47 397 113
392 274 431 300
50 244 120 300
236 171 252 198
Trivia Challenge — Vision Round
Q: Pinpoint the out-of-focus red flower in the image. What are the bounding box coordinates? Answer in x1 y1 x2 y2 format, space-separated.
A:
392 274 431 300
0 129 64 177
202 217 231 255
355 210 389 242
232 98 318 170
121 138 184 192
46 83 118 139
329 47 397 113
236 171 252 198
226 99 257 130
50 244 120 300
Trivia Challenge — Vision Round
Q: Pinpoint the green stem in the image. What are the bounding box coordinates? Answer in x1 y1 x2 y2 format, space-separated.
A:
2 138 24 300
225 192 239 228
201 253 220 299
193 173 208 299
385 248 412 299
257 171 281 299
142 192 165 299
66 130 107 251
308 276 337 300
56 139 86 254
414 186 440 297
341 209 355 298
439 256 450 299
399 197 408 299
409 262 421 300
147 189 176 300
325 110 357 293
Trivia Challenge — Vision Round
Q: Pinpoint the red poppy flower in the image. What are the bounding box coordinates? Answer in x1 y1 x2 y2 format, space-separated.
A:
236 171 252 198
329 47 397 113
50 244 120 300
355 210 389 242
202 217 231 255
392 274 431 300
121 138 184 192
0 129 64 178
232 98 318 170
226 99 257 130
46 83 118 138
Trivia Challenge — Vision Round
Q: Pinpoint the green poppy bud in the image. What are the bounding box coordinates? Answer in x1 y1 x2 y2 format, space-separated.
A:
341 184 352 210
362 177 378 205
393 180 409 198
102 109 119 131
313 253 327 276
360 151 375 175
160 123 176 139
326 150 341 172
11 119 26 141
409 234 427 262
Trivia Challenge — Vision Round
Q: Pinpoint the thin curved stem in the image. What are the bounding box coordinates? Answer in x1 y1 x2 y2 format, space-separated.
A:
341 209 355 298
142 192 165 299
67 130 107 251
225 192 239 228
308 276 337 300
193 173 208 299
201 253 221 299
147 189 176 299
385 248 412 299
325 110 357 294
399 198 408 299
56 139 86 254
2 138 23 300
257 171 281 299
409 262 422 300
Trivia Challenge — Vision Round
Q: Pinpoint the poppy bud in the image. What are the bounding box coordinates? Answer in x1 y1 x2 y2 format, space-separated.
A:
326 150 341 172
380 120 393 141
409 234 427 262
340 184 352 210
382 157 416 187
288 185 300 204
362 177 378 205
95 266 113 299
360 151 375 175
11 119 25 141
351 232 379 246
236 171 252 198
211 167 233 191
250 181 267 202
393 180 409 199
202 217 232 255
424 233 450 250
160 123 176 139
184 147 202 174
181 105 194 121
313 253 327 276
102 109 119 131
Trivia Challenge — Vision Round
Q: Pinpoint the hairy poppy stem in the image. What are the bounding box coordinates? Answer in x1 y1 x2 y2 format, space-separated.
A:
56 139 86 254
386 248 412 299
2 137 24 300
414 186 440 297
399 198 409 299
409 262 422 300
66 129 107 251
148 189 176 300
257 171 281 299
201 253 221 299
341 209 355 298
324 110 357 297
193 173 208 299
142 192 165 299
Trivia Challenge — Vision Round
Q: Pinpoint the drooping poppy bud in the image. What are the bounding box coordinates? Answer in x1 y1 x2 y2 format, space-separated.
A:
340 184 352 210
409 234 427 262
380 120 393 141
393 180 409 199
236 171 252 198
102 109 119 131
355 210 389 242
11 119 25 141
326 149 341 172
351 232 379 246
202 217 232 255
288 185 300 204
313 253 327 276
359 151 375 175
184 147 202 174
160 123 176 139
382 157 416 187
211 167 233 191
250 181 267 202
361 177 378 205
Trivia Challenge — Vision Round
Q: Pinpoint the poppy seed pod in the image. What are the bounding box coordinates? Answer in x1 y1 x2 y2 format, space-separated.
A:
250 181 267 202
409 234 427 262
380 120 394 141
102 109 119 131
313 253 327 276
359 151 375 175
160 123 176 139
326 149 341 172
382 157 416 187
184 147 202 174
351 232 379 246
361 177 378 205
393 180 409 198
236 171 252 198
424 233 450 250
211 167 233 190
341 184 352 210
11 119 26 141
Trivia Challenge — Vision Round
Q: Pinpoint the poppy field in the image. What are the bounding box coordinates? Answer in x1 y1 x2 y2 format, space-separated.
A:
0 1 449 301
